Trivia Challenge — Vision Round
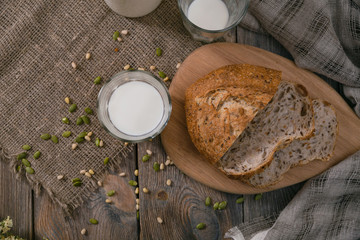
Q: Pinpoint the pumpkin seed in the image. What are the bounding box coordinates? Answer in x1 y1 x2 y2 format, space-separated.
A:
104 157 109 165
156 47 162 56
40 133 51 140
153 162 160 172
142 154 150 162
17 152 28 160
254 194 262 200
72 178 81 183
25 167 35 174
94 76 102 84
218 201 227 210
62 117 70 124
196 223 206 230
62 131 72 138
22 145 31 151
113 31 120 40
107 190 115 196
84 107 93 115
73 181 82 187
69 104 77 113
128 180 137 186
78 131 88 138
213 202 219 210
95 137 100 147
81 115 90 124
76 117 84 125
75 136 85 143
51 135 58 143
236 197 244 204
16 165 21 172
158 71 166 79
89 218 98 224
33 151 41 159
205 197 211 206
21 159 31 167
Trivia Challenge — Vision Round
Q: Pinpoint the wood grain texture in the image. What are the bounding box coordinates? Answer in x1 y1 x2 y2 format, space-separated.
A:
161 42 360 194
34 148 138 240
138 137 244 240
0 160 33 240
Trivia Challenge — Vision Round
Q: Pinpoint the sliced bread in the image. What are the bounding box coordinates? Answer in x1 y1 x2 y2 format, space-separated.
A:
217 81 315 178
185 64 282 164
245 100 338 187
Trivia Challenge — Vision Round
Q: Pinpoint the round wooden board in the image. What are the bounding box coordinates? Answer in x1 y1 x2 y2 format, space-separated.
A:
161 43 360 194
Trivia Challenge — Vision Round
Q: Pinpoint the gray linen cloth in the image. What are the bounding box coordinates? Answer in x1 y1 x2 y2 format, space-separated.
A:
225 0 360 239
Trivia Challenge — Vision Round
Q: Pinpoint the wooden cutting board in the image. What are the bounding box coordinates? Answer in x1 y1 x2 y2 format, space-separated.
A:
161 43 360 194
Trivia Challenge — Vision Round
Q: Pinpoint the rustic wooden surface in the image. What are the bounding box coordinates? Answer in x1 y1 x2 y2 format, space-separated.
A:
0 26 346 240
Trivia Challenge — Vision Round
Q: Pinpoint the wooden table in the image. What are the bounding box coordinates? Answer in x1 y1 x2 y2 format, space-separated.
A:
0 26 342 240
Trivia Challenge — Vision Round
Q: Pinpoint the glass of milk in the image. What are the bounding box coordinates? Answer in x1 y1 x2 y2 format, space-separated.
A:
178 0 249 42
104 0 162 18
97 71 171 142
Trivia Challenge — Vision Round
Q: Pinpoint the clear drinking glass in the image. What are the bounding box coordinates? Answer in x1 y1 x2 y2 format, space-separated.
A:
97 71 172 142
178 0 249 42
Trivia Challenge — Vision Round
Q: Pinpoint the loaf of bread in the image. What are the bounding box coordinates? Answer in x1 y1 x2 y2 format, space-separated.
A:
185 64 282 164
217 81 315 178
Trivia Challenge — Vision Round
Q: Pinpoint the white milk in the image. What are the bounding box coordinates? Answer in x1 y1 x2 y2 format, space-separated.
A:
108 81 164 136
187 0 229 30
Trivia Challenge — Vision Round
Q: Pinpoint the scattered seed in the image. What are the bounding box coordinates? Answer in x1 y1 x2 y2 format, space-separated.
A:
57 175 64 180
124 142 129 146
136 198 140 204
94 76 102 84
17 152 28 160
158 71 166 79
196 223 206 230
71 62 77 69
157 217 163 224
107 190 115 196
165 159 171 166
160 163 165 170
25 167 35 174
236 197 244 204
176 63 181 69
40 133 51 140
218 201 227 210
117 37 122 42
16 165 21 172
85 52 91 60
104 157 109 165
72 178 81 183
146 149 152 155
85 172 91 178
85 136 91 141
142 154 150 162
254 194 262 200
150 65 156 71
78 131 88 138
75 136 85 143
64 97 71 104
95 138 100 147
80 169 86 174
21 158 31 167
153 162 160 172
99 140 104 147
51 135 58 144
135 187 139 194
105 199 112 204
62 117 70 124
166 179 172 186
138 67 145 71
89 218 98 225
73 181 82 187
84 107 93 115
22 145 31 151
89 169 95 175
81 228 87 235
121 29 128 35
69 104 77 113
124 64 130 70
134 169 139 176
119 172 126 177
163 77 169 82
113 31 120 40
136 204 139 210
81 115 91 124
213 202 219 210
33 151 41 159
205 197 211 206
129 180 137 186
71 143 78 150
156 47 162 56
97 180 102 186
87 132 93 137
114 48 119 52
142 187 149 193
62 131 72 138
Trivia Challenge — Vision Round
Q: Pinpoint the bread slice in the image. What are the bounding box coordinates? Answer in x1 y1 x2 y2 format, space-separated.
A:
217 81 315 178
245 99 338 188
185 64 282 164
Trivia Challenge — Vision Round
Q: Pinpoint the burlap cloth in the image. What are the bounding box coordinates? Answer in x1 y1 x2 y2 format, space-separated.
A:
0 0 201 214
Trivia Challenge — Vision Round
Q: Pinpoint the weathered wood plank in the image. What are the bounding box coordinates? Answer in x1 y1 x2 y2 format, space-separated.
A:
0 160 33 240
138 137 244 240
33 148 138 240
